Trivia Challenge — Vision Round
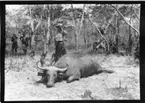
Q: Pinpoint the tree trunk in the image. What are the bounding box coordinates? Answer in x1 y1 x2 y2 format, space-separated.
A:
29 6 35 56
41 5 51 58
88 15 109 52
30 21 42 57
128 25 132 55
127 6 133 56
78 4 86 47
30 33 35 57
71 4 78 50
115 14 119 53
111 5 139 35
83 18 87 48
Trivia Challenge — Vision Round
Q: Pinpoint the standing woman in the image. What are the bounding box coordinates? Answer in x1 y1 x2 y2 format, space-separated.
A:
50 23 67 65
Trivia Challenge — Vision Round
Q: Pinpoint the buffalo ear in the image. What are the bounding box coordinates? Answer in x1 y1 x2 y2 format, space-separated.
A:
57 72 65 80
57 72 65 76
65 62 69 67
56 72 65 82
43 69 48 74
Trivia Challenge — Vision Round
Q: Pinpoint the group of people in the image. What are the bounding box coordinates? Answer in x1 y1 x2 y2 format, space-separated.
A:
11 32 30 55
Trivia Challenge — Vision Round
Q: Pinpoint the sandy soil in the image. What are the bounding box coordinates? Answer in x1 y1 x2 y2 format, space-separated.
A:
5 54 140 100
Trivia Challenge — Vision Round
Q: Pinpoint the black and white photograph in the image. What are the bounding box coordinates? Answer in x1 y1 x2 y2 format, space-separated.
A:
5 4 140 100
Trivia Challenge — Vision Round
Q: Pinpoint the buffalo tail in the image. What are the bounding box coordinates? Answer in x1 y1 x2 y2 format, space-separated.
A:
102 68 114 73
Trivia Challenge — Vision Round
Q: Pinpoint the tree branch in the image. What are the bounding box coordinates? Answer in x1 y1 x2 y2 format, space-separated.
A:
46 4 51 44
104 14 115 34
71 4 79 50
71 4 77 28
111 5 140 35
88 15 109 51
132 4 140 21
78 4 86 37
34 9 43 32
29 6 34 32
34 20 42 31
133 9 140 21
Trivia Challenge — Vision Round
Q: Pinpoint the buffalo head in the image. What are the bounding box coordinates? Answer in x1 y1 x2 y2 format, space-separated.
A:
37 62 67 87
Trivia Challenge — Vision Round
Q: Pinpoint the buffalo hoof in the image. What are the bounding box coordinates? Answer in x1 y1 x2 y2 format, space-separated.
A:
36 80 43 84
67 80 71 83
67 75 80 83
38 72 43 76
46 84 54 88
67 78 73 83
34 82 40 86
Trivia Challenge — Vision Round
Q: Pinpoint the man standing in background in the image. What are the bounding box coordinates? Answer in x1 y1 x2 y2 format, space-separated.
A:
11 33 18 55
20 33 29 55
50 22 68 65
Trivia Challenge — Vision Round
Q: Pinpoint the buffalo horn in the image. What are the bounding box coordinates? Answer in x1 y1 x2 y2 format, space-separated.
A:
57 67 67 72
37 61 67 72
37 62 47 70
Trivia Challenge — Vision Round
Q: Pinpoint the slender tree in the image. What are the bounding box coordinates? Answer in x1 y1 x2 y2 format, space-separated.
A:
111 5 139 35
71 4 78 50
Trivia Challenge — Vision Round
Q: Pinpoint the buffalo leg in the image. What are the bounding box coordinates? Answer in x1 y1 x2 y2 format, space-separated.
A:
67 74 80 83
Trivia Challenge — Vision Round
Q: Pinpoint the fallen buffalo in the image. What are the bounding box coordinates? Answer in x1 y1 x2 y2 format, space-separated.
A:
37 52 114 87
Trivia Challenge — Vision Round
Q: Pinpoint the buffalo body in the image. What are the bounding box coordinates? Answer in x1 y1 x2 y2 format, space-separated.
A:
37 52 114 87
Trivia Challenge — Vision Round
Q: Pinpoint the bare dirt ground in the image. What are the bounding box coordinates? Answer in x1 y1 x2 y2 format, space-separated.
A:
5 53 140 100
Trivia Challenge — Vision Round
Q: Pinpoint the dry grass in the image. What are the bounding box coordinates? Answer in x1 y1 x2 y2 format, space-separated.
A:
5 54 140 100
